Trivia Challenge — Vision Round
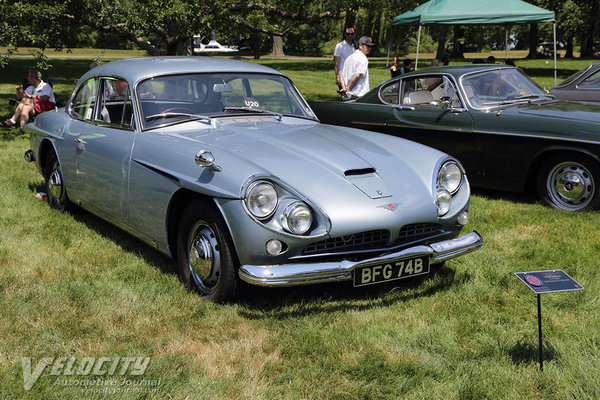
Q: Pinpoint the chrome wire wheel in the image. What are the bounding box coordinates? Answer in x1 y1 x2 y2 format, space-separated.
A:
187 221 221 294
44 152 69 212
48 161 64 208
546 161 594 211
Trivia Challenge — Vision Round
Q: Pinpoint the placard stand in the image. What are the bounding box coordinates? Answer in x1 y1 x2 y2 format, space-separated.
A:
514 270 584 371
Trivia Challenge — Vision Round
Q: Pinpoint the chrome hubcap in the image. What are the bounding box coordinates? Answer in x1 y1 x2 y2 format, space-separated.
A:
547 162 594 210
188 222 221 293
49 162 63 202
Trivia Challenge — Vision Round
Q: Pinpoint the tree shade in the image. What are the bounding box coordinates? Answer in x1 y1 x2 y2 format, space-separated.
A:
392 0 554 26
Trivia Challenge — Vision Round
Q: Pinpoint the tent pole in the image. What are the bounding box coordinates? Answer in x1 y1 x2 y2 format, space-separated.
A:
386 27 392 68
553 22 557 85
416 25 422 70
505 24 508 61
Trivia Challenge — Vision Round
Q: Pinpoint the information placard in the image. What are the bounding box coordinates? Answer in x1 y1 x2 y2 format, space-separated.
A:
514 270 584 294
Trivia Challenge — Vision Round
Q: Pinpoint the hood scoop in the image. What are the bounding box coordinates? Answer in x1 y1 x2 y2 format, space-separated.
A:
344 168 391 199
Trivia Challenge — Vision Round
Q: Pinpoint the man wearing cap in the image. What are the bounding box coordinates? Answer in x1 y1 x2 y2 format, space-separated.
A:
334 26 357 90
339 36 375 100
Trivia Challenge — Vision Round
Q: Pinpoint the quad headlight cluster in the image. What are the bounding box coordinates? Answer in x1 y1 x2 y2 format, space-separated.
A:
436 160 463 217
245 180 314 235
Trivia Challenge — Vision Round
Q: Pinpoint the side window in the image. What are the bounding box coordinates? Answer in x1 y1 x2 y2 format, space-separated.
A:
400 75 462 107
579 70 600 88
71 78 98 121
380 81 400 104
96 78 133 130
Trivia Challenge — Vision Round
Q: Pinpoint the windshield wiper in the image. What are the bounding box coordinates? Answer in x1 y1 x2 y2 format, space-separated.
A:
222 106 282 121
145 112 211 123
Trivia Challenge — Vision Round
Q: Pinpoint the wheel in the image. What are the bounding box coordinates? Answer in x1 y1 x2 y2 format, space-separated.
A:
536 154 600 211
44 151 70 212
176 199 239 302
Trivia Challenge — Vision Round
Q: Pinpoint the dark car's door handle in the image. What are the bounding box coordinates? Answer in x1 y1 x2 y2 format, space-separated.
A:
74 138 87 145
394 105 415 111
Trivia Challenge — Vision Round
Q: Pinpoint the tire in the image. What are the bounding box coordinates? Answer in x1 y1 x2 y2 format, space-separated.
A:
536 153 600 211
44 151 70 212
176 199 239 302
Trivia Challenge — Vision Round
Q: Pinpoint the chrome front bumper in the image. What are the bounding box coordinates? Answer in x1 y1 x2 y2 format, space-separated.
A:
239 231 483 287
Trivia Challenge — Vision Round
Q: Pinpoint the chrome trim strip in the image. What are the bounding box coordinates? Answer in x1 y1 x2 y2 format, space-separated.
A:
239 231 483 287
386 122 600 146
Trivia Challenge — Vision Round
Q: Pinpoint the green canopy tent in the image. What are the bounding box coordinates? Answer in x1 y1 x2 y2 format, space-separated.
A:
391 0 557 82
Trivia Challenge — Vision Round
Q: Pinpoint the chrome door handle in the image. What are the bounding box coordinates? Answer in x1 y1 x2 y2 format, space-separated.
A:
74 138 87 144
394 105 415 111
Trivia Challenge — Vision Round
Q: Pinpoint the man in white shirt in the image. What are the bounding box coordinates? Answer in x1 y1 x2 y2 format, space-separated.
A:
3 69 56 134
333 26 356 90
340 36 375 100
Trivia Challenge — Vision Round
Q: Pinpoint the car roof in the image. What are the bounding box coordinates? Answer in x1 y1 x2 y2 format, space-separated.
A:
77 56 284 85
402 64 516 78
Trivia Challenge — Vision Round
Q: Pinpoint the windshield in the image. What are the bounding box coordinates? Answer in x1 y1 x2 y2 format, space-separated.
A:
554 65 592 88
460 68 550 109
137 73 316 129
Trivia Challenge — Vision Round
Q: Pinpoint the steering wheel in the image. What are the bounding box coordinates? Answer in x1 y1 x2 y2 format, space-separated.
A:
160 106 195 115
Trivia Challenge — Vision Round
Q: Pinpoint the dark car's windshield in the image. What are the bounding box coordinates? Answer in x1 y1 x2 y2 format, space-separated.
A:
461 68 551 109
554 65 592 88
137 73 316 129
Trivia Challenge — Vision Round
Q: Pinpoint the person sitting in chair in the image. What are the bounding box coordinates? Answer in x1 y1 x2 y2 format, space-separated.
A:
3 69 56 134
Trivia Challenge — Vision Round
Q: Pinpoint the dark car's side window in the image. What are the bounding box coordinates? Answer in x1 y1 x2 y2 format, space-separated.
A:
400 75 462 108
71 78 98 121
380 81 400 104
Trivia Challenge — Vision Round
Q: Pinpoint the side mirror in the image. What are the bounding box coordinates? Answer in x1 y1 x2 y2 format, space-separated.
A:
440 96 452 110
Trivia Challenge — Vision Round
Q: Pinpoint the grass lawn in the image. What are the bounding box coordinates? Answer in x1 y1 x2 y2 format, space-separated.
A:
1 52 600 399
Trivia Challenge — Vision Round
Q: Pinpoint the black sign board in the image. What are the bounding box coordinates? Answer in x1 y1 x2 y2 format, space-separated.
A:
514 269 584 372
514 270 584 294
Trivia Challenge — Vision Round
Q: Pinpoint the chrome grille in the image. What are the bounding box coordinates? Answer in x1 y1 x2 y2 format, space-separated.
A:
396 223 444 245
302 230 390 255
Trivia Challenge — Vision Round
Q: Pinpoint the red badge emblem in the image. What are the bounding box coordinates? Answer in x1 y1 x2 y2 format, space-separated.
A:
378 203 399 211
526 275 543 287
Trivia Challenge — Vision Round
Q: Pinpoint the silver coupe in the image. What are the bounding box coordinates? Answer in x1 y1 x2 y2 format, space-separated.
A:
25 57 482 302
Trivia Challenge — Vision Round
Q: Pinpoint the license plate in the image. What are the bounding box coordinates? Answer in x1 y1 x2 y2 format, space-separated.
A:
353 255 430 287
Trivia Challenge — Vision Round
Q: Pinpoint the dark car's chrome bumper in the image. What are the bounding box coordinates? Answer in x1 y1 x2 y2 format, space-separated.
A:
239 231 483 287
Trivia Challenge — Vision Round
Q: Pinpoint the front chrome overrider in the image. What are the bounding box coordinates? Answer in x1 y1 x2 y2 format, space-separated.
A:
239 231 483 287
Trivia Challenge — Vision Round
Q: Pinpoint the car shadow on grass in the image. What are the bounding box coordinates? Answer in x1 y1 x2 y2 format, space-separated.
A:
238 265 462 318
27 182 178 277
471 187 539 206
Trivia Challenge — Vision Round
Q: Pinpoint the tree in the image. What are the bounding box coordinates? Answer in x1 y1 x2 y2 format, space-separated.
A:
229 1 339 58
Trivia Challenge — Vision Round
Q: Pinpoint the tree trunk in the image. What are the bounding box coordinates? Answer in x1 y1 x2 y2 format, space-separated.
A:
451 26 464 58
580 26 596 57
565 37 574 58
252 31 261 59
176 37 192 56
271 35 284 56
434 26 448 60
527 23 538 58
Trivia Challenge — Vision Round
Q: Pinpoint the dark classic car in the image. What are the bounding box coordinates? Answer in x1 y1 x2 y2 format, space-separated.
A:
550 61 600 101
24 57 482 302
311 64 600 211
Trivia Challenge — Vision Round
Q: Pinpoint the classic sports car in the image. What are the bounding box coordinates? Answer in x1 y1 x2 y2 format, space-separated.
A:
550 61 600 101
311 64 600 211
24 57 482 302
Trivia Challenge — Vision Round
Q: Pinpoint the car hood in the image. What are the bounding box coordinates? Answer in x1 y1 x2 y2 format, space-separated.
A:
137 117 449 229
511 100 600 123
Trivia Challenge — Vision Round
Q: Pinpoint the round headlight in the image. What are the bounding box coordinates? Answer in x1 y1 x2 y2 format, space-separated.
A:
284 202 313 235
245 181 278 219
437 188 452 216
438 162 462 194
